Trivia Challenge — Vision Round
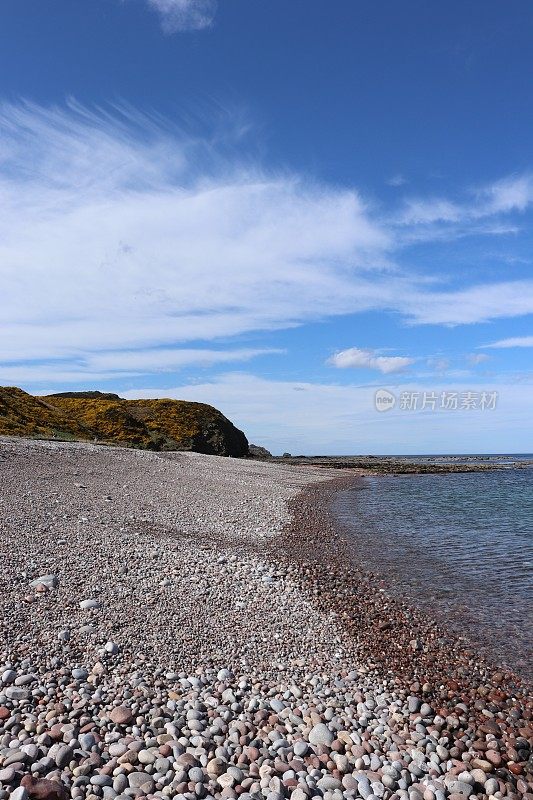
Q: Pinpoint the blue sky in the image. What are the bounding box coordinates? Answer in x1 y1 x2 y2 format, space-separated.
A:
1 0 532 453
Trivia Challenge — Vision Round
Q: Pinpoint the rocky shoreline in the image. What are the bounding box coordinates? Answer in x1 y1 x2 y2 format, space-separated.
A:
253 456 532 476
0 439 531 800
268 478 532 778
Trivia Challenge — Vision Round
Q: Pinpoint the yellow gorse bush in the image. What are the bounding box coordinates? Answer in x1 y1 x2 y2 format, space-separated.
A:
0 388 248 455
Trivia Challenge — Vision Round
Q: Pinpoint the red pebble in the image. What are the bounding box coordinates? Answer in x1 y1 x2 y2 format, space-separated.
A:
21 776 68 800
48 724 63 740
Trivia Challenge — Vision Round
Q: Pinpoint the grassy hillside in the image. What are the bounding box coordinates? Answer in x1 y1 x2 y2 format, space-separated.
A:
0 387 92 440
0 388 249 456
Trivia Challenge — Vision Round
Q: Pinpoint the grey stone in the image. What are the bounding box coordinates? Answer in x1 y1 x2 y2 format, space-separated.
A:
308 723 334 747
217 773 235 789
445 781 473 797
408 696 422 713
317 777 342 791
30 574 58 589
227 766 243 782
293 741 308 757
370 754 382 771
383 775 398 790
137 749 156 765
14 674 35 686
9 789 28 800
5 687 28 701
0 768 15 783
1 669 16 685
80 599 101 610
128 772 155 792
155 757 171 773
108 743 127 757
79 733 96 750
54 744 73 768
91 775 113 787
4 751 27 767
113 775 128 794
79 625 95 634
291 790 308 800
359 782 373 799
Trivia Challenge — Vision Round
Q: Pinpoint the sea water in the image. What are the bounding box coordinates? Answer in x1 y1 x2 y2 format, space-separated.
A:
331 462 533 679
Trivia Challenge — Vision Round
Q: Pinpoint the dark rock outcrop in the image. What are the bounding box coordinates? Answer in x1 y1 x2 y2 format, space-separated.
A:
248 443 273 458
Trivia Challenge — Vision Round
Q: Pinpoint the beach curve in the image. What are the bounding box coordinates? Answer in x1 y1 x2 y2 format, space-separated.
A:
0 438 531 800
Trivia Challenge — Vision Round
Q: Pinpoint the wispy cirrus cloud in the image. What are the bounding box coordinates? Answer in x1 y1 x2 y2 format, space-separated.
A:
328 347 415 374
387 173 407 187
484 336 533 348
467 353 490 365
427 357 450 372
397 174 533 226
401 280 533 325
0 101 389 360
144 0 217 32
0 348 281 385
1 100 533 386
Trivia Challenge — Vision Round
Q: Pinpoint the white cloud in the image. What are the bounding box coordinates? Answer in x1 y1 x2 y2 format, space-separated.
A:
485 336 533 348
397 173 533 226
145 0 217 32
0 101 391 366
0 348 282 385
427 357 450 372
329 347 415 374
480 174 533 214
402 280 533 325
467 353 490 365
119 373 533 454
399 198 462 225
88 346 282 371
1 101 533 384
387 174 407 187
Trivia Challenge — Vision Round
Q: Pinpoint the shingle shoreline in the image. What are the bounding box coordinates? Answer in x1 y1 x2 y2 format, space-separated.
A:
0 439 531 800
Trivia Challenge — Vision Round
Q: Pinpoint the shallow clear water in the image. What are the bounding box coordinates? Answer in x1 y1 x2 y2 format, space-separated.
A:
331 466 533 679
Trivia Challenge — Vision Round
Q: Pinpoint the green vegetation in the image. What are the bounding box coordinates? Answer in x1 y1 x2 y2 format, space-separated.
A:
0 388 249 456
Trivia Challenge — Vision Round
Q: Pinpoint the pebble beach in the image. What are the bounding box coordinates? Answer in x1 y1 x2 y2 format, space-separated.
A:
0 439 531 800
